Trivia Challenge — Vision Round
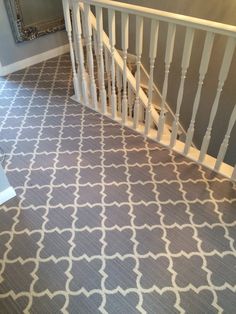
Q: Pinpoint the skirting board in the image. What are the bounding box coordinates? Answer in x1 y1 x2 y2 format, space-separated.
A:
0 43 69 76
0 186 16 205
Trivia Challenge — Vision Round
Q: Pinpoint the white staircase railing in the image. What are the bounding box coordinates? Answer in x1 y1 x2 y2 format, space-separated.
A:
63 0 236 181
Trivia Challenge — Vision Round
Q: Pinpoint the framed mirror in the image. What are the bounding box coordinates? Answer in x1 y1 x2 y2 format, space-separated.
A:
4 0 65 43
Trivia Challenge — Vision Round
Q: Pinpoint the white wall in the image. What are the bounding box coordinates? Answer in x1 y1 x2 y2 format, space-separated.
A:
0 164 9 192
0 164 16 205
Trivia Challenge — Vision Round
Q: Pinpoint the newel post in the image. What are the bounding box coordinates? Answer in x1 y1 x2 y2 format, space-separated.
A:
62 0 81 101
72 0 89 106
84 3 98 109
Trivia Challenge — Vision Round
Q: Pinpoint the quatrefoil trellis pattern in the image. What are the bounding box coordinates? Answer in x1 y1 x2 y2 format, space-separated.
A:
0 54 236 313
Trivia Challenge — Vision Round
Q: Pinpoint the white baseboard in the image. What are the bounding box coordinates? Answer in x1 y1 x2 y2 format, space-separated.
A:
0 186 16 205
0 43 69 76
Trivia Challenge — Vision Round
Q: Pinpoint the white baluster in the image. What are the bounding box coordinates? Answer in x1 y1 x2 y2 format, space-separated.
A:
96 5 107 114
121 12 129 124
157 23 176 141
144 19 159 136
116 65 122 114
183 32 215 155
108 9 117 119
199 37 236 163
214 105 236 171
62 0 81 101
231 164 236 181
170 27 194 148
133 16 143 129
84 4 98 109
72 1 88 105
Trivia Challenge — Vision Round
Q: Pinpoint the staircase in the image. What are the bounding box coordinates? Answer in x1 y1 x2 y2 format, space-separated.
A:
62 0 236 181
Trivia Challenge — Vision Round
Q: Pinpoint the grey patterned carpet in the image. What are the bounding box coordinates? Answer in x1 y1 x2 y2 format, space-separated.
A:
0 54 236 313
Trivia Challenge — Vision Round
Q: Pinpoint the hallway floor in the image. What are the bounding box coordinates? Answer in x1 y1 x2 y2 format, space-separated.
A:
0 54 236 313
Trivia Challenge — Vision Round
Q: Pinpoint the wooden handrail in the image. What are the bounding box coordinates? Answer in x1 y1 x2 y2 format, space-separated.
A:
80 0 236 38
